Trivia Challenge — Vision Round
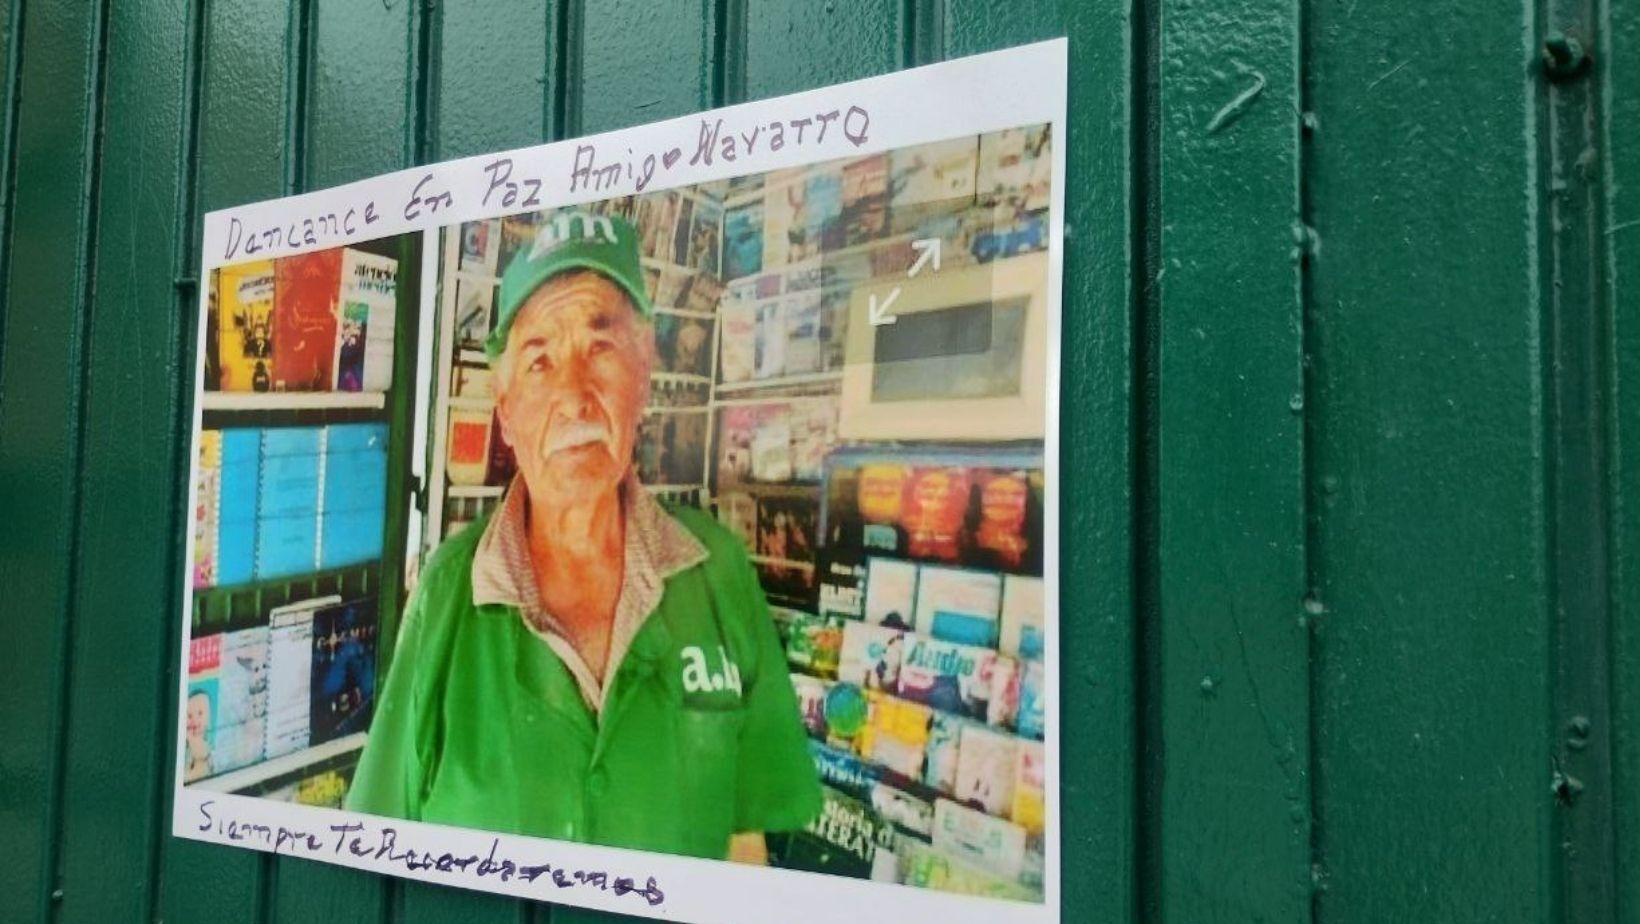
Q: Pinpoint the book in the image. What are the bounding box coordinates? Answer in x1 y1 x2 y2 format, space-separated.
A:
272 249 341 391
859 691 933 780
194 431 221 588
974 468 1037 571
901 467 972 563
217 260 275 392
335 249 398 393
1016 659 1045 740
215 428 261 587
782 291 823 375
784 785 899 879
686 198 721 276
753 300 786 380
889 137 979 214
931 798 1028 880
255 427 322 580
809 739 879 801
863 557 918 630
818 552 865 621
656 313 713 377
263 596 336 759
915 565 1003 648
453 280 495 350
871 781 935 838
977 124 1052 211
804 168 844 252
497 214 537 273
838 622 906 692
1000 575 1045 661
446 408 492 486
319 422 388 569
898 636 1017 724
718 299 756 384
953 723 1018 816
895 836 1039 901
1012 739 1045 835
923 711 964 794
749 408 792 482
212 625 270 774
791 672 831 738
784 611 843 679
683 272 723 314
762 168 807 267
184 635 222 783
722 202 763 279
634 190 678 262
459 219 500 274
670 196 695 266
841 153 890 245
756 495 816 564
310 597 377 744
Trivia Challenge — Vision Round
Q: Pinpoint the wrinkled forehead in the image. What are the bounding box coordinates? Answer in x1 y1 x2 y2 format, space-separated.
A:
505 270 639 347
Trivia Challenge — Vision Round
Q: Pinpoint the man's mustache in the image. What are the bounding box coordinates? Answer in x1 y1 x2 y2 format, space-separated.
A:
541 419 611 455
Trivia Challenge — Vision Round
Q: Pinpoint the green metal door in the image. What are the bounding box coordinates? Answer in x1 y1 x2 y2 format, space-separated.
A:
0 1 1634 922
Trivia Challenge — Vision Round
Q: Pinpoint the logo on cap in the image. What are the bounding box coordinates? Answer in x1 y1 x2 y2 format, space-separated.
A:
529 211 618 262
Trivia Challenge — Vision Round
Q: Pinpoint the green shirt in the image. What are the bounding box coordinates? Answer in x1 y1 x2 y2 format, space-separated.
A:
345 502 822 860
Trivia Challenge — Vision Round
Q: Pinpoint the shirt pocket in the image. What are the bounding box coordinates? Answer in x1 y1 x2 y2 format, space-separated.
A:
674 706 745 842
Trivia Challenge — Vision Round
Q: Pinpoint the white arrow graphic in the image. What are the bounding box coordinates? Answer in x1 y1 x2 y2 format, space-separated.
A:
908 237 942 277
868 287 901 326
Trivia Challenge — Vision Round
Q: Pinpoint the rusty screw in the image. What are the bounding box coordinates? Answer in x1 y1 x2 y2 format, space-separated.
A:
1542 31 1590 81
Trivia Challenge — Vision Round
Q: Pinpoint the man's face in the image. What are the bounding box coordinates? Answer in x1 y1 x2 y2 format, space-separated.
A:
495 271 653 505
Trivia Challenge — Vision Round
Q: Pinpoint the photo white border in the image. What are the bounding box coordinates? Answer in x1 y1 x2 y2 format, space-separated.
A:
176 38 1069 924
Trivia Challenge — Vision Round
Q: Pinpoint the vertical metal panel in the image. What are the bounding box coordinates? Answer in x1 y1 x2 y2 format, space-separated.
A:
1604 0 1640 918
741 0 903 99
941 3 1135 923
0 2 107 923
1307 4 1555 922
1153 0 1310 920
573 0 717 134
51 0 193 920
160 0 299 917
428 0 558 159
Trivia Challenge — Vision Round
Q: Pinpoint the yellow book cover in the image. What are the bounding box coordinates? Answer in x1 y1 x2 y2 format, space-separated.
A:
217 260 275 392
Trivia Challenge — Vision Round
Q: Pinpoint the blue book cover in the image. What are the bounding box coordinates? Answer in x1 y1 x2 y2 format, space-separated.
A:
216 428 262 586
321 422 388 513
320 508 384 569
310 597 378 744
259 427 322 518
256 513 318 579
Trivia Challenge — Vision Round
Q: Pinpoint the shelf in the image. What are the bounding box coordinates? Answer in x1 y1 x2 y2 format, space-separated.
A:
653 305 717 320
749 554 815 571
446 484 504 499
200 391 386 412
649 371 713 386
449 268 499 287
188 731 368 795
713 371 843 394
641 257 700 275
645 404 711 415
457 348 489 365
446 395 494 413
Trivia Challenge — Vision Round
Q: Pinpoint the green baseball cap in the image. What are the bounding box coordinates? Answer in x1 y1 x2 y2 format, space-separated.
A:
484 210 653 362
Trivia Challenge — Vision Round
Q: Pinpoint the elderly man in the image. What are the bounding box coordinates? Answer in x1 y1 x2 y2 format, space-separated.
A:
348 212 820 863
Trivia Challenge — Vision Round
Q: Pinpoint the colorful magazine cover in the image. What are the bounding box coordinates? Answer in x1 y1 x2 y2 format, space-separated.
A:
838 622 906 692
1000 574 1046 661
320 422 389 570
895 836 1039 901
335 249 397 393
255 427 322 580
923 711 964 795
1012 739 1046 836
194 431 221 588
762 168 807 267
212 625 270 774
216 428 261 587
687 198 722 276
264 596 335 760
841 153 890 245
804 167 845 252
785 611 843 679
782 291 824 376
459 218 500 274
453 279 495 350
217 259 275 393
870 781 935 839
809 739 879 802
864 557 919 630
655 312 713 377
446 408 492 486
722 201 764 279
898 636 1017 725
272 249 341 391
931 798 1028 880
634 190 678 262
1016 659 1045 740
756 495 817 564
860 691 933 780
953 723 1018 817
717 299 757 384
792 672 831 738
889 137 979 214
310 597 378 744
785 785 899 880
915 565 1003 648
184 636 222 783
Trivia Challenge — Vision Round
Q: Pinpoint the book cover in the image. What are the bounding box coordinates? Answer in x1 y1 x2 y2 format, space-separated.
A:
459 219 500 274
335 249 398 392
1000 574 1045 661
717 299 756 384
453 280 495 350
446 408 492 486
900 467 971 563
310 597 377 744
752 300 787 380
895 837 1038 901
212 625 270 774
319 422 388 569
634 190 678 262
859 691 932 780
722 202 763 279
923 711 964 794
670 196 695 266
953 723 1018 817
809 739 879 802
755 495 816 565
683 272 723 314
870 781 935 839
915 565 1003 648
217 260 275 392
804 168 845 252
653 265 695 309
782 291 823 376
1016 659 1045 740
889 137 979 212
931 798 1027 880
784 785 898 879
184 635 222 783
216 428 261 587
497 214 537 273
974 468 1038 571
898 636 1013 723
255 427 322 580
749 408 792 483
863 557 918 630
818 552 864 622
263 596 334 760
1011 739 1045 835
762 169 807 267
791 672 831 738
194 431 221 588
656 313 713 377
838 621 906 692
686 198 721 276
977 124 1052 211
784 611 843 679
272 249 341 391
841 153 890 246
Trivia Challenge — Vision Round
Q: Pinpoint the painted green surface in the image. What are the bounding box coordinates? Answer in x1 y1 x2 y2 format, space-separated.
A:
0 1 1627 924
